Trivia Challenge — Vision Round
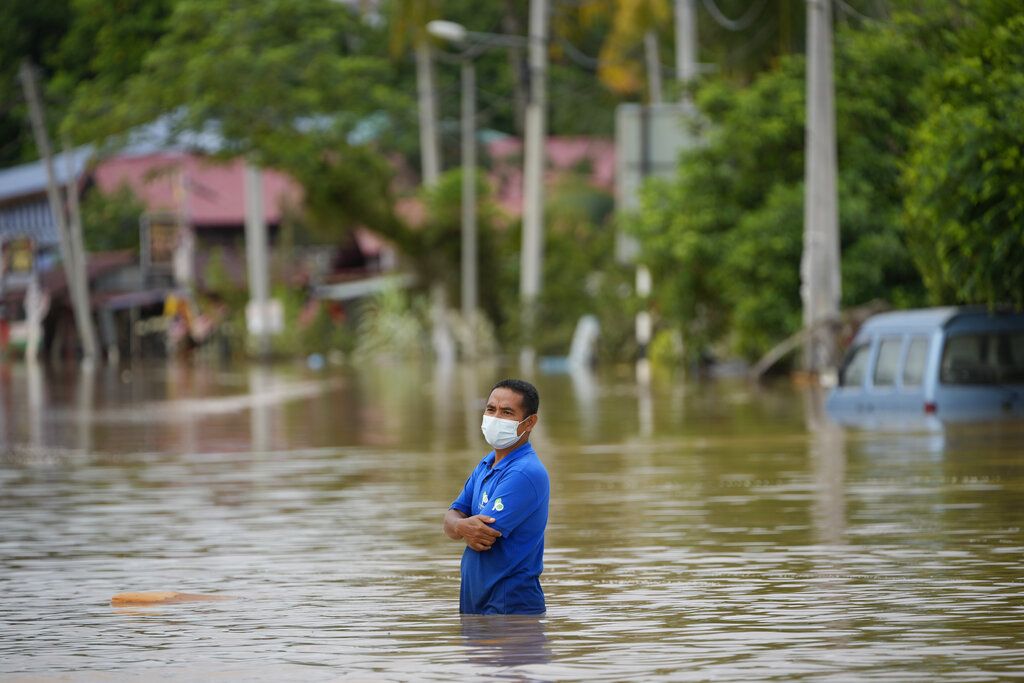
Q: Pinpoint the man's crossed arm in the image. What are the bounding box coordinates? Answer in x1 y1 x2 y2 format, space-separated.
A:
444 509 501 552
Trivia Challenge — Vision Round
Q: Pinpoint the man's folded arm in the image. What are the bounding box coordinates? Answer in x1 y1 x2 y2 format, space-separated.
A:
443 508 468 540
444 508 502 551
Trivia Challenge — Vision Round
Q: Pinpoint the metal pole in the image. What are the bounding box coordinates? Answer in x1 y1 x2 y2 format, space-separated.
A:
460 58 478 357
18 61 99 364
416 40 442 187
520 0 548 368
675 0 698 92
801 0 840 377
244 162 270 359
644 31 663 104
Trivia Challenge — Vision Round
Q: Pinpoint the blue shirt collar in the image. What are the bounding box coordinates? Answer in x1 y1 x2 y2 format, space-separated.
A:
482 440 535 470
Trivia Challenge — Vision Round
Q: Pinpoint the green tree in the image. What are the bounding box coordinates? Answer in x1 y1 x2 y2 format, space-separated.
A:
50 0 173 101
902 3 1024 308
0 0 71 164
63 0 420 247
629 7 942 362
80 183 145 252
493 174 633 358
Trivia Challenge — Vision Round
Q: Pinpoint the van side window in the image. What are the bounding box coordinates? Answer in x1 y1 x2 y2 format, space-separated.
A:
902 336 929 387
941 332 1024 385
873 337 902 387
840 344 870 387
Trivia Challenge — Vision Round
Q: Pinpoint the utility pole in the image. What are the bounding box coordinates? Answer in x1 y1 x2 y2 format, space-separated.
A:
244 162 271 360
19 61 99 364
415 40 442 187
519 0 548 369
644 31 663 104
675 0 698 99
801 0 841 378
460 58 478 357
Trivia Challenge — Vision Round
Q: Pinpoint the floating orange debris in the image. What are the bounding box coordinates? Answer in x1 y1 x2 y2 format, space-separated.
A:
110 591 231 606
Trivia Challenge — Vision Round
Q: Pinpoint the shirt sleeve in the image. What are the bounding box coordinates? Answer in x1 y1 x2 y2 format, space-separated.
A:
450 472 474 515
482 471 541 539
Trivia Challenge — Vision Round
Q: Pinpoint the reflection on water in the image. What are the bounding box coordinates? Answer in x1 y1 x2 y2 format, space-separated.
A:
1 361 1022 681
460 615 551 669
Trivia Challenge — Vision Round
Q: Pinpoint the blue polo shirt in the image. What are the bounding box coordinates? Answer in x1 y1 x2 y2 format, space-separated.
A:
450 441 549 615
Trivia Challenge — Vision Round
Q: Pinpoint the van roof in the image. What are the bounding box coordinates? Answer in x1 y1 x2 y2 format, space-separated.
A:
858 306 1024 337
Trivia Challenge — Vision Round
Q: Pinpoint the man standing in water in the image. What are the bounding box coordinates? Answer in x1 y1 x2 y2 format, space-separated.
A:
444 379 549 615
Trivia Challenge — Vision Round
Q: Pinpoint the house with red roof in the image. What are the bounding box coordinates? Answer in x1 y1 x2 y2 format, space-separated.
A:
0 137 393 360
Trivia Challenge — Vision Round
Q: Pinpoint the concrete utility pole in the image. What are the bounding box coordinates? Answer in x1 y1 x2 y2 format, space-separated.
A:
675 0 698 97
519 0 548 369
63 134 93 345
415 41 442 187
19 61 99 364
801 0 841 377
460 58 478 356
244 162 271 359
644 31 663 104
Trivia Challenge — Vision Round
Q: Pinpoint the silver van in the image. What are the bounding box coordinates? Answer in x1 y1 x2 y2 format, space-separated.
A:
827 307 1024 423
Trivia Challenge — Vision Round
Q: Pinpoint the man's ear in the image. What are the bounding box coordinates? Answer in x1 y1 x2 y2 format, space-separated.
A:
526 414 538 431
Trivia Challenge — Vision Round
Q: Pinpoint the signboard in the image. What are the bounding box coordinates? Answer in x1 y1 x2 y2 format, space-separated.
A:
140 213 180 272
3 237 36 275
614 103 699 262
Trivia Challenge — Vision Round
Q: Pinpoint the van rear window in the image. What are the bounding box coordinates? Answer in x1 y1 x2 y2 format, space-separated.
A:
940 332 1024 385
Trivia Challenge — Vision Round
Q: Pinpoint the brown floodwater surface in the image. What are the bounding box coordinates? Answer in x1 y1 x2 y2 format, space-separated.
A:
1 361 1022 681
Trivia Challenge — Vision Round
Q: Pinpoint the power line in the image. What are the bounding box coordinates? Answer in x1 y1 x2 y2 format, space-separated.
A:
555 34 603 70
725 14 776 66
833 0 878 23
701 0 768 32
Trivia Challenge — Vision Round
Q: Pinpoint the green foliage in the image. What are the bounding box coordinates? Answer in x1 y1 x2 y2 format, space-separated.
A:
50 0 173 102
386 0 441 57
80 183 146 252
58 0 426 272
629 10 939 363
648 327 684 368
413 168 505 318
902 4 1024 308
495 175 635 359
270 285 353 359
0 0 71 165
354 287 429 360
62 0 410 162
201 247 242 303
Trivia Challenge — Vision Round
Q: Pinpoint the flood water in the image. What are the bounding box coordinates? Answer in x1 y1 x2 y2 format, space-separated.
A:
1 361 1022 681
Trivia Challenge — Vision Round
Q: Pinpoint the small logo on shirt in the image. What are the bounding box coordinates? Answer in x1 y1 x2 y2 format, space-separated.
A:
481 492 489 506
492 498 504 512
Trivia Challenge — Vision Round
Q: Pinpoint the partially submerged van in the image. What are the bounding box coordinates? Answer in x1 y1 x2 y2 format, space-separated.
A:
827 307 1024 423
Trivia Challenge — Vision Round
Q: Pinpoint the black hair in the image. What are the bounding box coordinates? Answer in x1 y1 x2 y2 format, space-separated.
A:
491 378 540 417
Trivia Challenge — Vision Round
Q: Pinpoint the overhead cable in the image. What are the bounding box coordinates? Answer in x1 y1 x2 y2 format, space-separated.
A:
701 0 768 31
833 0 878 23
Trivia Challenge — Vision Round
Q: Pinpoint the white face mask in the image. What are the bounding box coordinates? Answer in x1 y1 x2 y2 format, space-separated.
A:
481 415 529 450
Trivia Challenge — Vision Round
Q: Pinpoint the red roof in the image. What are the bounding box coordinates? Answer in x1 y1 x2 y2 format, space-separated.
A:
92 153 303 227
486 136 615 215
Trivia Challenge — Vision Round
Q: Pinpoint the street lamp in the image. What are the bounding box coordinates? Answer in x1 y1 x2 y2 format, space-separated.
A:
426 19 541 362
425 20 467 44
